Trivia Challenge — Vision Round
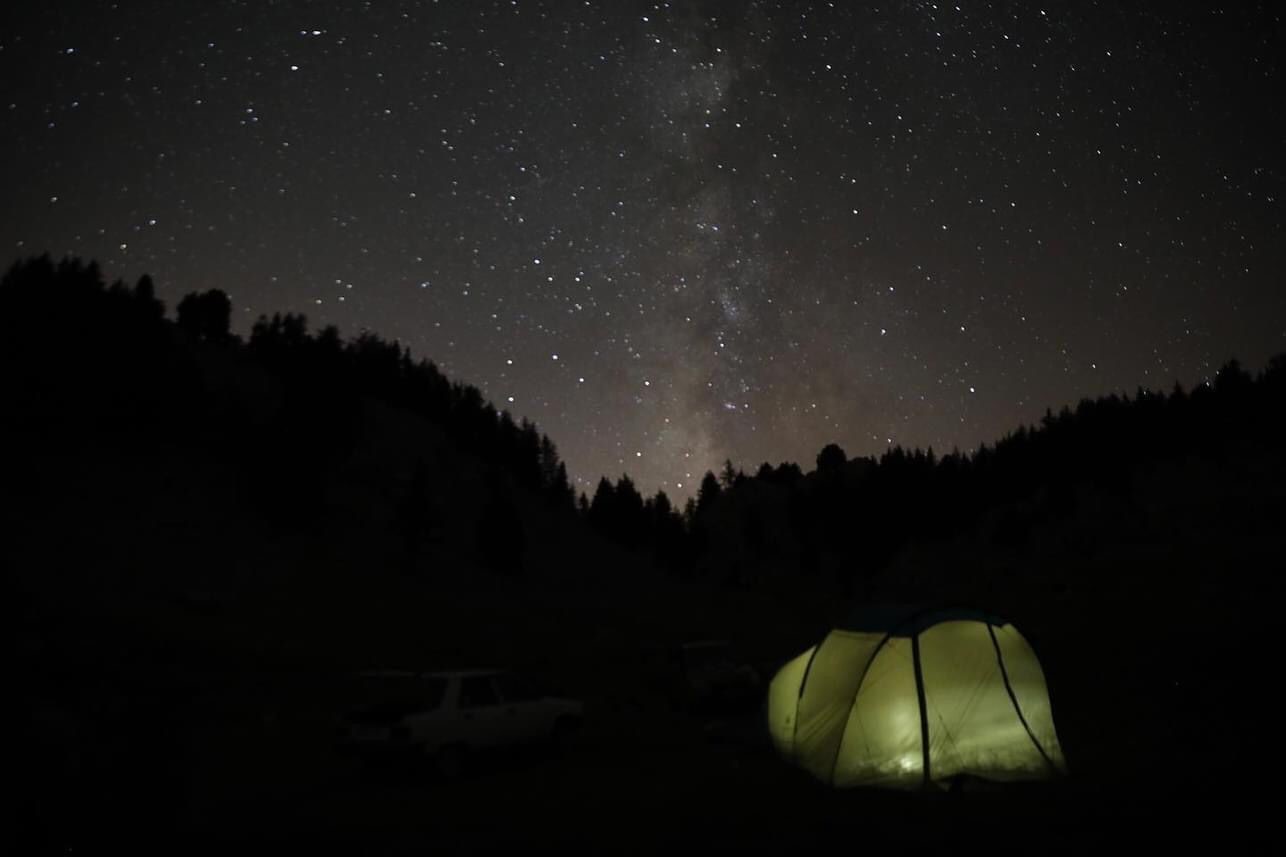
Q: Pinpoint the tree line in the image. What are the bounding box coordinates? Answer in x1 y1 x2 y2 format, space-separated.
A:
5 253 1283 590
581 354 1286 589
0 255 575 548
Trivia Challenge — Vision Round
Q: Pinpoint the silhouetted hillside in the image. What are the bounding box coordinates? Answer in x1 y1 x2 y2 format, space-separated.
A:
1 254 578 587
6 255 840 846
9 254 1282 848
575 330 1286 797
573 343 1285 800
590 354 1286 597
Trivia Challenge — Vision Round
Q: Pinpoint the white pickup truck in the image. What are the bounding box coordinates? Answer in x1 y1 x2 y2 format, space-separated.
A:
336 669 584 774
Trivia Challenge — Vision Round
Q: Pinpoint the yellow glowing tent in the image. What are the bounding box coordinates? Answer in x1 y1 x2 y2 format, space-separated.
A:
767 605 1066 789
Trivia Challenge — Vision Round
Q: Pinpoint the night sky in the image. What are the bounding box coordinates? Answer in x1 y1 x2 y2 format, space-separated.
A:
3 2 1283 499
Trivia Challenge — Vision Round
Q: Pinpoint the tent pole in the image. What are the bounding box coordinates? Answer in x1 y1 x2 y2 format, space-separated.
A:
792 643 824 756
826 631 896 787
911 632 931 788
987 624 1059 774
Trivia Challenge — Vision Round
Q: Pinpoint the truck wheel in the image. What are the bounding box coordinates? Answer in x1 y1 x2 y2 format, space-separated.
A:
435 744 467 779
551 717 580 754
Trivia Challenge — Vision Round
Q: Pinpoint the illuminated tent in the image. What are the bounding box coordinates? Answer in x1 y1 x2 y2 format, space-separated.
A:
767 605 1066 789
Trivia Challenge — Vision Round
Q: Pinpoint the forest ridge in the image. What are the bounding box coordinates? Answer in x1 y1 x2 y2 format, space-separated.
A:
4 253 1284 593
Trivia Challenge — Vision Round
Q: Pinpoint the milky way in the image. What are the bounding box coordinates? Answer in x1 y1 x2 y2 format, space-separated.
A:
2 2 1283 498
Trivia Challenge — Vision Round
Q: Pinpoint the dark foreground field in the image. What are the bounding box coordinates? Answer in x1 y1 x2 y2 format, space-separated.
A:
219 723 1256 853
21 649 1272 854
18 548 1278 854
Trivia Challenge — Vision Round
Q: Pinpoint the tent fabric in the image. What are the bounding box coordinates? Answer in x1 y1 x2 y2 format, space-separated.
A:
767 607 1066 789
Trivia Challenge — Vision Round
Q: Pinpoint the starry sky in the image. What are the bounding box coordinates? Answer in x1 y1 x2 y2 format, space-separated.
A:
3 1 1283 499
